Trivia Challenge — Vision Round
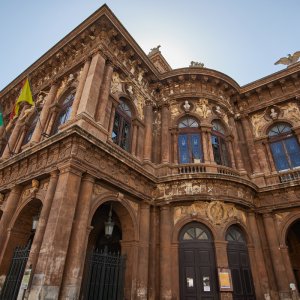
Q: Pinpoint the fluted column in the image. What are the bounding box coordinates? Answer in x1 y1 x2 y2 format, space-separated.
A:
143 101 153 162
255 141 270 174
241 116 261 174
229 117 245 172
0 186 22 261
160 205 172 300
60 174 94 299
29 164 82 300
77 51 106 118
161 104 170 164
70 58 91 120
136 203 150 300
96 61 114 125
30 83 59 143
263 213 291 299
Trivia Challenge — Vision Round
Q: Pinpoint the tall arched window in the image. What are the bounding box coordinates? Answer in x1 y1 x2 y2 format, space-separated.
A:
52 92 75 135
22 114 39 145
178 116 203 164
268 123 300 171
211 120 230 167
112 98 132 152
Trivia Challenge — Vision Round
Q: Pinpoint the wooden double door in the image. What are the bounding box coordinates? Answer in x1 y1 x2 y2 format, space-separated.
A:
179 222 219 300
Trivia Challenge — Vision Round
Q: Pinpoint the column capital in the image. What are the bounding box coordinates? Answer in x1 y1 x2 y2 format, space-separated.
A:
81 173 95 183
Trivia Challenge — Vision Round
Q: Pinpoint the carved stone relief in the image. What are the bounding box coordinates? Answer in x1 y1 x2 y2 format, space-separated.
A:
173 200 246 226
110 72 124 95
251 112 268 138
133 92 144 120
196 98 211 119
282 102 300 124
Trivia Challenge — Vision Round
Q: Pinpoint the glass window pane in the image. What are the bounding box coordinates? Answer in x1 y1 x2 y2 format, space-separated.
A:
178 134 190 163
178 117 198 128
268 123 291 137
190 134 203 161
211 135 222 165
270 141 290 171
284 137 300 168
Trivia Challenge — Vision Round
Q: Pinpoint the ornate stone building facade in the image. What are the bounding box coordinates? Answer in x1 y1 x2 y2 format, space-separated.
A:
0 4 300 300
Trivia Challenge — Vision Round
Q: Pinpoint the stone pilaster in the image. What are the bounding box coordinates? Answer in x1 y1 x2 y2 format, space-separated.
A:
136 203 150 299
96 61 114 125
229 117 245 172
161 104 170 164
0 186 22 263
60 174 95 299
214 240 233 300
248 212 274 299
160 205 172 300
29 165 82 300
77 51 106 118
263 213 292 300
70 58 92 120
30 82 59 143
240 116 261 174
21 171 59 299
143 101 153 162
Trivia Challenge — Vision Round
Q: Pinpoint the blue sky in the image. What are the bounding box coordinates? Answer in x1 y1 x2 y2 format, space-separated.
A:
0 0 299 91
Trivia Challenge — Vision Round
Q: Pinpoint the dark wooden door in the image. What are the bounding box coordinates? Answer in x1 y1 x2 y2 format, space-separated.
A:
179 222 219 300
226 226 255 300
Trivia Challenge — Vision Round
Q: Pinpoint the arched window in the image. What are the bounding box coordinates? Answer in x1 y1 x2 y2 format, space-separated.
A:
211 120 230 167
112 98 132 152
52 92 75 135
226 226 246 243
268 123 300 171
22 114 39 145
178 116 203 164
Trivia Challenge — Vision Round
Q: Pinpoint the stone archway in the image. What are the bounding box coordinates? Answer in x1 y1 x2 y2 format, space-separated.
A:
0 198 42 300
286 219 300 292
81 200 136 300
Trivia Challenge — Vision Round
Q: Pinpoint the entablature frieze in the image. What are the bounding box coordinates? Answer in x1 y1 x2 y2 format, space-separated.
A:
154 178 256 208
0 126 156 201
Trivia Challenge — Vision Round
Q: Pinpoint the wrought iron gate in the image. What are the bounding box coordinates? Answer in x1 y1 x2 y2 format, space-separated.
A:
0 243 30 300
83 249 126 300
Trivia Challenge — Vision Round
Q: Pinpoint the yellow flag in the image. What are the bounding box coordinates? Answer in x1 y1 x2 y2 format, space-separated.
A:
12 78 34 118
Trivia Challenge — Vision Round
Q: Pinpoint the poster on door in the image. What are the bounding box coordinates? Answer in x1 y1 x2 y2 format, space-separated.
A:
218 268 233 291
203 276 211 291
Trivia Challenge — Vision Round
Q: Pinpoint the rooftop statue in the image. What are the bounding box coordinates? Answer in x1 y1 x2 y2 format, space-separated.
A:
275 51 300 66
148 45 161 56
189 61 204 68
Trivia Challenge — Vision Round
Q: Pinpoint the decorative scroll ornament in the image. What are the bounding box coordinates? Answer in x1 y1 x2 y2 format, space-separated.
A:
173 200 245 226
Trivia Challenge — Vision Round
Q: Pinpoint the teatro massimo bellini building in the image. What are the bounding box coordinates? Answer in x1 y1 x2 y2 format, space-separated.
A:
0 4 300 300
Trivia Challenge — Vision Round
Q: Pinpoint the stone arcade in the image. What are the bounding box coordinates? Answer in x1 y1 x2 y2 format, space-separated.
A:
0 4 300 300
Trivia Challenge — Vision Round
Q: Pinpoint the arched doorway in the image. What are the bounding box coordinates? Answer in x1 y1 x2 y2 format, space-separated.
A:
81 201 129 300
286 219 300 291
226 225 255 300
0 198 42 300
179 222 219 299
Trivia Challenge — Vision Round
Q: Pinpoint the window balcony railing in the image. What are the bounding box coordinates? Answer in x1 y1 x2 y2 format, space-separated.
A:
177 164 207 174
171 163 240 177
279 169 300 183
